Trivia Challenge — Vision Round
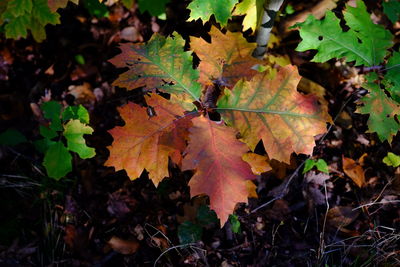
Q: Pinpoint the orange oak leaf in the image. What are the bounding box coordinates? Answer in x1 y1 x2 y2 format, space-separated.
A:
182 116 256 225
190 26 262 88
159 112 195 165
105 94 192 186
217 65 330 163
109 33 201 104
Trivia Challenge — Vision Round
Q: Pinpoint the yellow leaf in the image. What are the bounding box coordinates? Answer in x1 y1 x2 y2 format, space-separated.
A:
233 0 264 33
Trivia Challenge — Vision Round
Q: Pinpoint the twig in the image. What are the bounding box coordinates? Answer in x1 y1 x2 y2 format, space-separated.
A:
352 200 400 210
153 243 201 267
317 180 330 262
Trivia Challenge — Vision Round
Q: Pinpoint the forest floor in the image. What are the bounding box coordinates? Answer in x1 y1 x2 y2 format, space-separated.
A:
0 0 400 266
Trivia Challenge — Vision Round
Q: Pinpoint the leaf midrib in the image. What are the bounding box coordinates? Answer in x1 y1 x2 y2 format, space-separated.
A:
216 107 321 119
138 44 201 102
306 27 372 66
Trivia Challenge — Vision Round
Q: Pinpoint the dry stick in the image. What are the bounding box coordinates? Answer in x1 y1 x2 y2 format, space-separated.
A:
252 0 285 59
317 180 330 262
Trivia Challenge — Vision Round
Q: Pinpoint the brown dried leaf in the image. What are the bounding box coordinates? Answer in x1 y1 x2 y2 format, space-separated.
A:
108 236 139 255
327 206 359 228
342 156 366 188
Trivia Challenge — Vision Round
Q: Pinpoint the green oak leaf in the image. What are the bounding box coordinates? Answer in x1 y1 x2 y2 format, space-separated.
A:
343 0 393 66
32 0 60 25
296 0 393 66
383 152 400 167
2 0 59 42
187 0 238 27
29 17 46 41
6 0 32 17
62 105 90 124
4 14 30 39
357 82 400 143
43 141 72 180
63 119 95 159
138 0 169 16
383 0 400 24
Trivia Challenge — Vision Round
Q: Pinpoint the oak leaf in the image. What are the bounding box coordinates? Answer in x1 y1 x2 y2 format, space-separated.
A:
182 116 256 225
187 0 238 27
190 26 261 88
357 82 400 143
105 94 191 186
217 65 330 163
109 33 201 105
295 0 393 67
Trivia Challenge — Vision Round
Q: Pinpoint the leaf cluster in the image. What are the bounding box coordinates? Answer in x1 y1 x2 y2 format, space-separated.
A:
38 101 95 179
0 0 269 43
106 25 330 225
296 0 400 144
0 102 95 180
0 0 60 42
0 0 134 42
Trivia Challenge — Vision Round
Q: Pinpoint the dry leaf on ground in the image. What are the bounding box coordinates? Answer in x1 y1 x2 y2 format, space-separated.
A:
342 156 366 188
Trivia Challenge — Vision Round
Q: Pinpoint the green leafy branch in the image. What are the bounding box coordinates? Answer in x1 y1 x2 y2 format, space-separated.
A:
295 0 400 143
